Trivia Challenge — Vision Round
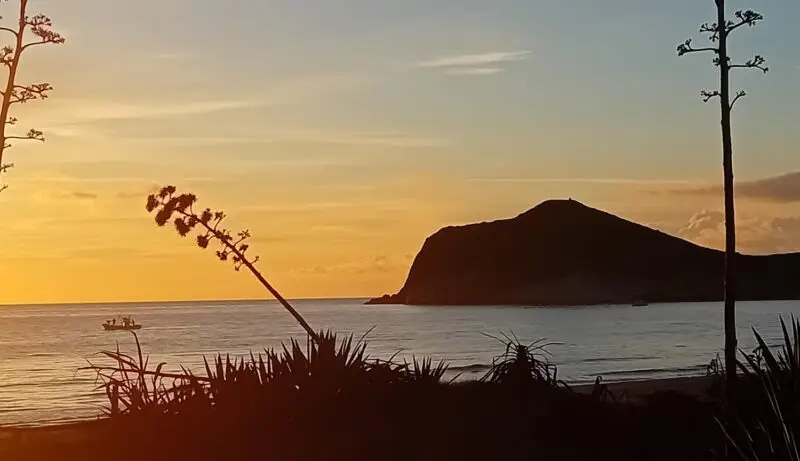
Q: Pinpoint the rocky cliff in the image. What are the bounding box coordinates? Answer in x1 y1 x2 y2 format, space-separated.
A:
367 200 800 306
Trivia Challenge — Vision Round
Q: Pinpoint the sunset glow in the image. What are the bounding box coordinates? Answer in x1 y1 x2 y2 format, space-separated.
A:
1 0 799 304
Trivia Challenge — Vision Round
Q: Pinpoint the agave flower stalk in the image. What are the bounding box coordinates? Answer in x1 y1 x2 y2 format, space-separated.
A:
0 0 66 191
146 185 319 342
678 3 769 399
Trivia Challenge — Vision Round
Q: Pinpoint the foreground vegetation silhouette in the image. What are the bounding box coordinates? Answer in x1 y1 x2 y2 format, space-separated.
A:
0 318 794 461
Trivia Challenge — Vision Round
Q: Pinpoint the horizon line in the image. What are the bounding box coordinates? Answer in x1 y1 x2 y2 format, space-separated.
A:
0 296 372 308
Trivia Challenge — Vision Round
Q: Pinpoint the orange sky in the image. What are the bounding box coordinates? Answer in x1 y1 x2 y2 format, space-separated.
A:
1 0 798 304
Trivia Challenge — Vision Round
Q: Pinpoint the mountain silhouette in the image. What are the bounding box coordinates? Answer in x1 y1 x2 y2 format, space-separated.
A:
367 199 800 306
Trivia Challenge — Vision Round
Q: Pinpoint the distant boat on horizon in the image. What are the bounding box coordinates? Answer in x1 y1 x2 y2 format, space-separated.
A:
102 315 142 331
631 301 649 307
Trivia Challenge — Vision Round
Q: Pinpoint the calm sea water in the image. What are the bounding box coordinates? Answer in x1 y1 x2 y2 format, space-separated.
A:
0 298 797 426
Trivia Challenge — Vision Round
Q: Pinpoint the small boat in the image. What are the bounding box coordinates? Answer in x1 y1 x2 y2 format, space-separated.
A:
102 316 142 331
631 300 649 307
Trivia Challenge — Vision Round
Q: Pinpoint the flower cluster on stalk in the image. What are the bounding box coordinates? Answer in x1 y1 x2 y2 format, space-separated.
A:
146 185 259 271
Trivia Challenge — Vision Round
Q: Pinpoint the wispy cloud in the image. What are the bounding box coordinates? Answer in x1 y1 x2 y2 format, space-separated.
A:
58 191 98 200
445 68 503 76
677 209 800 254
416 50 531 76
97 130 453 149
468 177 701 185
46 73 365 126
34 188 159 203
62 99 270 122
148 52 186 61
281 131 452 148
294 255 410 275
31 189 99 206
417 51 531 68
671 171 800 203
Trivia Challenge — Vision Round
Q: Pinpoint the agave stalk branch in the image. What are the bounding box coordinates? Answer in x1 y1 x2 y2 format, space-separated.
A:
0 0 64 191
146 186 319 343
174 205 319 342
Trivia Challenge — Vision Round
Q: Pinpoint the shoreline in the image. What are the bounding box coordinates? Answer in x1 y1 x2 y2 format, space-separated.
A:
0 374 715 431
572 375 714 401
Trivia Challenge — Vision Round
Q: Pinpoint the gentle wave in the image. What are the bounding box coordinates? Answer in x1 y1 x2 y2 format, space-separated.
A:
448 363 491 372
582 355 662 364
0 298 795 426
0 379 96 391
601 364 707 378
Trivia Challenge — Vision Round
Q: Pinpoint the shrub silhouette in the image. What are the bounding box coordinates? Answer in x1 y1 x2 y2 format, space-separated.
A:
721 317 800 461
84 330 449 418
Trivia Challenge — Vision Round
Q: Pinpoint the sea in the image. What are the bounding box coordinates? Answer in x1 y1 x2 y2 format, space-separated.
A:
0 298 797 427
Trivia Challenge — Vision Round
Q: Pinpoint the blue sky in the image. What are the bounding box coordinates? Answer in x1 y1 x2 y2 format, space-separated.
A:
2 0 798 302
33 0 800 178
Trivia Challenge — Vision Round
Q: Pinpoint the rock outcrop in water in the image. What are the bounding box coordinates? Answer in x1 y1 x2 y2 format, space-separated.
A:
367 199 800 306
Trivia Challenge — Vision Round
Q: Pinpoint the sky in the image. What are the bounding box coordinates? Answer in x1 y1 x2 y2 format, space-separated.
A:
0 0 798 304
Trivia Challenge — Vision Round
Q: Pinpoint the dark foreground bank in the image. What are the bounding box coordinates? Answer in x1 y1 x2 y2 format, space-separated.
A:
0 375 721 461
